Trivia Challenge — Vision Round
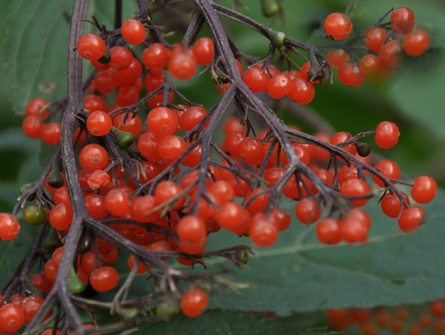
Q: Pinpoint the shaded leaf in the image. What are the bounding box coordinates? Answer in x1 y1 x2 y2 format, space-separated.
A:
202 191 445 316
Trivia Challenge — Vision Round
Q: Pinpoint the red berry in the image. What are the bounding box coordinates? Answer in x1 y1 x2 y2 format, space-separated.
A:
243 67 270 93
113 113 142 136
87 111 112 136
105 188 130 216
22 115 44 139
193 37 215 66
249 217 278 247
403 28 431 57
411 176 437 204
49 203 73 230
398 206 425 233
330 131 357 158
372 159 400 187
340 178 371 207
324 13 353 40
340 215 369 243
267 74 293 99
217 202 251 235
379 40 404 68
180 289 208 318
77 34 106 60
26 98 48 116
295 198 321 224
142 43 168 68
158 135 187 162
90 266 119 292
177 216 207 255
0 303 24 331
239 138 264 166
337 62 366 86
109 46 133 70
168 49 197 81
287 78 315 104
375 121 399 149
381 192 410 218
360 54 389 83
363 26 388 51
0 213 20 240
79 144 109 172
326 49 349 68
146 107 178 137
121 19 146 45
243 188 269 215
391 7 415 35
180 106 209 132
154 181 185 211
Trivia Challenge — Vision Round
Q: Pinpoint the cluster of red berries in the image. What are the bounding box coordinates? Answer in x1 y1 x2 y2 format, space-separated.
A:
7 5 437 331
324 7 430 85
0 292 55 333
327 299 445 335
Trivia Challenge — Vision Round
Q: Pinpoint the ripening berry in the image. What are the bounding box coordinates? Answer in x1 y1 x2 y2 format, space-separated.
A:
411 176 437 204
324 13 353 40
391 7 415 35
180 289 208 318
375 121 399 149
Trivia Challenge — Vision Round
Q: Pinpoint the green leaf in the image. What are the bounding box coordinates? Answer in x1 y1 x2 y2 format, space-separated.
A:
139 310 332 335
198 190 445 316
4 0 73 114
4 0 139 115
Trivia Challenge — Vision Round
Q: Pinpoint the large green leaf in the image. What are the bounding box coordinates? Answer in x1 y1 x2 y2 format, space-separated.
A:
4 0 139 115
198 191 445 316
140 310 337 335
